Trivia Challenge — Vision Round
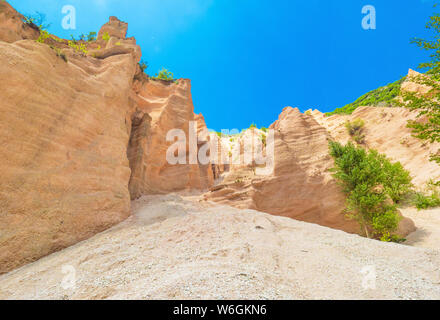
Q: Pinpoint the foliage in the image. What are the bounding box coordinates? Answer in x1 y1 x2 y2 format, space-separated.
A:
403 80 440 164
22 12 51 31
153 68 174 81
413 192 440 210
261 134 267 147
36 29 50 43
68 40 88 55
87 32 97 42
22 12 52 44
381 160 413 203
399 9 440 164
102 31 110 41
139 60 148 73
412 180 440 210
326 77 406 116
261 127 268 133
329 141 413 241
345 118 366 144
249 123 257 129
69 35 78 44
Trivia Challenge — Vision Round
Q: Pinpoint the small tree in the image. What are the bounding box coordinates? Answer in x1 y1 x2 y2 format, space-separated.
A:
329 141 412 241
139 60 148 73
154 68 174 81
401 8 440 164
87 32 97 42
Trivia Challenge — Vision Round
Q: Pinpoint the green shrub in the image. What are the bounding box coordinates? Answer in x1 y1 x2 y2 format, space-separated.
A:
68 40 88 55
261 134 267 147
87 32 97 42
345 118 366 144
414 192 440 210
261 127 268 133
153 68 174 81
102 31 110 41
329 141 413 241
249 123 257 129
381 160 413 203
36 29 50 43
22 12 51 31
139 60 148 73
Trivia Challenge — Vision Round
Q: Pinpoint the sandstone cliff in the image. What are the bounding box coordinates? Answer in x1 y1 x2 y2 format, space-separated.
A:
203 105 417 236
0 1 39 43
0 4 213 274
204 107 361 233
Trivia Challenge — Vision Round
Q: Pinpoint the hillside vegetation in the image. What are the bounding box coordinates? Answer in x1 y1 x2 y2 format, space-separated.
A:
326 77 406 116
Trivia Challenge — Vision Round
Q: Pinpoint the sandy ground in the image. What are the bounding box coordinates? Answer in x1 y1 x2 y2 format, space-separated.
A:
403 207 440 250
0 194 439 300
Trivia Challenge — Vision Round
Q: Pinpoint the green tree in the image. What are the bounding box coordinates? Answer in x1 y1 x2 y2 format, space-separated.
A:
87 32 97 42
329 141 412 241
139 60 148 73
401 7 440 164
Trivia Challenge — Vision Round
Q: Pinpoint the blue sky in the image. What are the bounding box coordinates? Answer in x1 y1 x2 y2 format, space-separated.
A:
8 0 436 130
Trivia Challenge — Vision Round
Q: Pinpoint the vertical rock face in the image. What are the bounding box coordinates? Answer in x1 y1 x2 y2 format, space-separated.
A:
204 107 415 236
204 107 359 233
129 78 214 197
258 107 355 230
0 4 213 273
194 113 215 190
0 40 137 274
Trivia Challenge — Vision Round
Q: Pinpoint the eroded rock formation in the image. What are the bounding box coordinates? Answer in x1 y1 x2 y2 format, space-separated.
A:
203 104 419 236
204 107 362 233
129 78 214 197
0 2 431 275
0 5 213 274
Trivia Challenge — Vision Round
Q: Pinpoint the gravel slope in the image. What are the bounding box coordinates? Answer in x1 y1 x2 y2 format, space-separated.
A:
0 195 439 300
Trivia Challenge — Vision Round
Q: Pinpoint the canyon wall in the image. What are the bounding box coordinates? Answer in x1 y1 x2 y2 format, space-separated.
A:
0 1 432 274
129 77 214 197
0 4 212 274
204 108 367 234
